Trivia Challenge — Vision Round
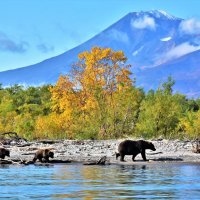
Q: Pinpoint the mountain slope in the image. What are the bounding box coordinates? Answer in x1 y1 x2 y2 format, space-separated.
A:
0 10 199 97
137 50 200 97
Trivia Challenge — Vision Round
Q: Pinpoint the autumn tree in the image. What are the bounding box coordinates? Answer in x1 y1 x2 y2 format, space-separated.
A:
50 47 140 139
178 111 197 139
178 100 200 139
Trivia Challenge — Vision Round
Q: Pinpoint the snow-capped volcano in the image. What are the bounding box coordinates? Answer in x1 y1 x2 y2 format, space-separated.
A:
144 10 180 20
0 10 199 97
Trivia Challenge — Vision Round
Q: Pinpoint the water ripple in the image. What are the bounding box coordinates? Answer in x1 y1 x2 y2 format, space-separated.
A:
0 163 200 199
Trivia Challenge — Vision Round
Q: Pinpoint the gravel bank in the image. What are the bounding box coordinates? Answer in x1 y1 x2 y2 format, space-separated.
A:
1 139 200 164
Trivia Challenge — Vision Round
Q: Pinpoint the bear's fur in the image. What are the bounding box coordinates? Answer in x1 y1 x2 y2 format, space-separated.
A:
116 140 156 162
33 148 54 163
0 147 10 159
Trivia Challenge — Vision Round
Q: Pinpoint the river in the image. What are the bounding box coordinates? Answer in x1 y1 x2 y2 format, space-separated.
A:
0 163 200 199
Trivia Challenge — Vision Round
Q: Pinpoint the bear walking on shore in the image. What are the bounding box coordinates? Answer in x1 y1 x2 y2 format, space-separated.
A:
33 148 54 163
116 140 156 162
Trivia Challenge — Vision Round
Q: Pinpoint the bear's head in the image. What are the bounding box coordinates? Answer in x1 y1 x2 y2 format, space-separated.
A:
48 151 54 158
148 142 156 151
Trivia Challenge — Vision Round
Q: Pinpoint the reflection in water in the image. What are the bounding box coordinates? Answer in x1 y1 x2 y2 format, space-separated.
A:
0 163 200 199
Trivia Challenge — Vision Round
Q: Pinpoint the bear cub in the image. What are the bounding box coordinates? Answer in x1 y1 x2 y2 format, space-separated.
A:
116 140 156 162
33 148 54 163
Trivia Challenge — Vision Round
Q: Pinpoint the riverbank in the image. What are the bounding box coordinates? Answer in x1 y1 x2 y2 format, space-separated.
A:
1 139 199 165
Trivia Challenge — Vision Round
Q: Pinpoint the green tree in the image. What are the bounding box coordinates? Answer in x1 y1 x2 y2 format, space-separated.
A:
136 78 183 138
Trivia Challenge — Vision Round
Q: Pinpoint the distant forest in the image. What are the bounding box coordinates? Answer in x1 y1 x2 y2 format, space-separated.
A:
0 47 199 140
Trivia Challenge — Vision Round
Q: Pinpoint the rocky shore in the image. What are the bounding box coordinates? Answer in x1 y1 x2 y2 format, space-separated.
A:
1 139 200 165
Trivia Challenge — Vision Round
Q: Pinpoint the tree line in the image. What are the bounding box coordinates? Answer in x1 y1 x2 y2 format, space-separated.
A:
0 47 199 140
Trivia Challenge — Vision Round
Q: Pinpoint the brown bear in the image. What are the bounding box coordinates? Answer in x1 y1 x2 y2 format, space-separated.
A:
33 148 54 163
0 147 10 159
116 140 156 162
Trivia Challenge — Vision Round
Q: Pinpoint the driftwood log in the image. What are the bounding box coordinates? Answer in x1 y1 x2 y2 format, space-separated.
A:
146 151 163 155
49 159 71 164
37 140 61 144
0 160 13 164
0 132 27 145
84 156 109 165
0 158 71 165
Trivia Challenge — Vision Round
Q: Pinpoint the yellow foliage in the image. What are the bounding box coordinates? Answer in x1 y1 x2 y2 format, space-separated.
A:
35 113 67 139
179 110 200 139
0 111 17 133
50 46 134 138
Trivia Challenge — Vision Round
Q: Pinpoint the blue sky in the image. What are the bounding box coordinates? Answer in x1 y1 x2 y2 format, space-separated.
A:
0 0 200 71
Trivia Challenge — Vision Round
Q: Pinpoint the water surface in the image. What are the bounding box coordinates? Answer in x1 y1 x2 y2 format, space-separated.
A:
0 163 200 199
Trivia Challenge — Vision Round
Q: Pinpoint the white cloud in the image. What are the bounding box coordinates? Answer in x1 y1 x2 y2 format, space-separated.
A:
108 29 129 44
132 46 144 56
179 18 200 34
164 42 200 61
160 37 172 42
131 16 156 30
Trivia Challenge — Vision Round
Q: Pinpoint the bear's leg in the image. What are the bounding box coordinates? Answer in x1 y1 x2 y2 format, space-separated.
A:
32 156 37 163
132 153 138 162
116 153 120 160
120 154 125 162
141 150 148 161
44 156 49 163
